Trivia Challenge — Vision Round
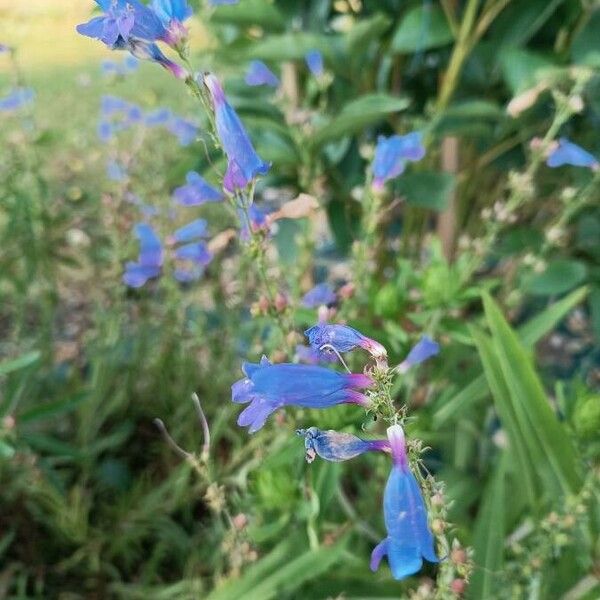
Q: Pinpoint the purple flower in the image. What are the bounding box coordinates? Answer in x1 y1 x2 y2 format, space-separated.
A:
204 73 270 189
173 171 223 206
127 39 187 79
295 345 338 365
231 356 373 433
170 219 213 282
305 323 387 360
167 116 198 145
370 425 439 580
305 50 324 77
106 159 127 181
151 0 192 47
372 132 425 191
238 204 269 241
123 223 163 287
145 107 172 126
301 283 336 308
547 138 599 170
297 427 389 463
0 88 34 112
245 60 279 87
77 0 166 49
397 336 440 374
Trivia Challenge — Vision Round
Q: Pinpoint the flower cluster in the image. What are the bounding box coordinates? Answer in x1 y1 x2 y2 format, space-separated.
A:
231 326 441 580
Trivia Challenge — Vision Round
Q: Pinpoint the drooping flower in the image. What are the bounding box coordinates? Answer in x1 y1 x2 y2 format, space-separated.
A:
396 336 440 374
123 223 163 287
151 0 192 48
169 219 213 282
173 171 223 206
305 323 387 360
245 60 279 87
204 73 270 189
295 344 338 365
372 132 425 191
77 0 166 49
301 283 336 308
0 88 34 112
370 425 439 580
231 356 373 433
546 138 599 170
305 49 324 77
297 427 389 463
126 39 187 79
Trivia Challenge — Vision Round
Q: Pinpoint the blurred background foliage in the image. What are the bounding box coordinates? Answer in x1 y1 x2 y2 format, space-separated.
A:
0 0 599 598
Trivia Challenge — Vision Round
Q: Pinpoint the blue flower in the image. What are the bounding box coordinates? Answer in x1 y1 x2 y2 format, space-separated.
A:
0 88 34 112
173 171 223 206
106 159 127 181
101 95 130 116
204 73 270 189
231 357 373 433
101 55 139 76
372 132 425 191
77 0 166 49
145 107 172 126
209 0 239 5
166 116 198 145
245 61 279 87
295 344 338 365
370 425 439 580
169 218 208 243
151 0 192 48
305 50 324 77
238 204 269 241
297 427 389 463
301 283 336 308
97 120 114 142
0 44 12 54
305 323 387 360
126 39 188 79
397 336 440 374
547 138 599 170
170 219 213 281
123 223 163 287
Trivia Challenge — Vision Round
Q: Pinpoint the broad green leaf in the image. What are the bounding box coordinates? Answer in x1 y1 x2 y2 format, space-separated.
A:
434 286 588 427
209 0 285 31
345 13 392 56
396 172 455 211
525 259 587 296
499 48 558 93
482 293 581 496
310 94 409 147
468 455 508 600
391 4 453 53
246 33 338 62
0 350 40 377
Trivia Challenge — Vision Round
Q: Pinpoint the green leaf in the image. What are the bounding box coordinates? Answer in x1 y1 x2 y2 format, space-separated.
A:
499 47 558 93
572 11 600 67
246 33 338 62
310 94 409 147
19 392 88 425
482 293 582 497
396 172 455 211
345 13 392 56
468 455 508 600
209 0 285 31
0 350 40 377
525 259 587 296
391 4 453 53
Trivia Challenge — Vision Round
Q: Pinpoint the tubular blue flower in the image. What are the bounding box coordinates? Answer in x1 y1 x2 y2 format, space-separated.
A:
305 323 387 360
297 427 389 463
238 204 269 241
151 0 192 48
397 336 440 374
173 171 223 206
245 60 279 87
170 218 208 243
547 138 599 170
126 39 187 79
123 223 163 287
231 356 373 433
305 50 324 76
166 116 198 145
101 94 130 116
295 344 338 365
209 0 239 5
372 132 425 191
145 107 172 126
77 0 166 49
301 283 336 308
204 73 270 188
0 88 34 112
97 120 114 142
370 425 439 580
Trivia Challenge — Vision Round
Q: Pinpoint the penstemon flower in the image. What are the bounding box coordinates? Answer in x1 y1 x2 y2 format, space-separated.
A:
0 88 34 112
297 427 390 463
546 138 599 170
231 356 373 433
305 322 387 360
150 0 193 49
173 171 223 206
370 424 439 580
396 336 440 374
301 283 336 308
305 49 324 77
203 73 270 190
372 132 425 191
245 61 279 88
